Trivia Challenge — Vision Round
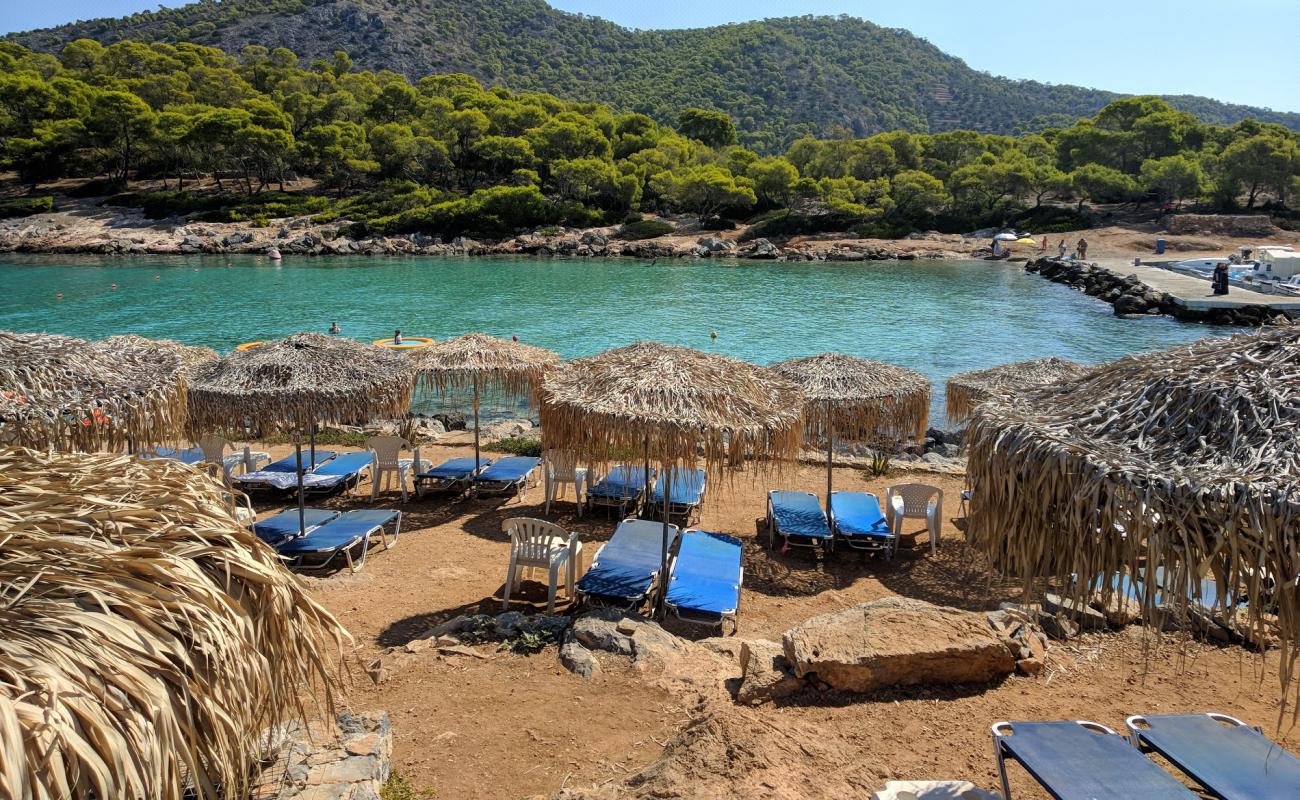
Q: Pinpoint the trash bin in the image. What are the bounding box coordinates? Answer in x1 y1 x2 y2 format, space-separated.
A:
1155 238 1166 255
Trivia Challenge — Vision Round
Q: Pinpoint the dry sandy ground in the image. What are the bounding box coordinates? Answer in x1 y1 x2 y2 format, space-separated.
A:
236 439 1299 799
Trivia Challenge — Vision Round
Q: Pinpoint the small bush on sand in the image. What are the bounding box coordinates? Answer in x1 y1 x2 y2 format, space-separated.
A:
382 773 435 800
0 195 54 219
486 437 543 457
618 219 674 239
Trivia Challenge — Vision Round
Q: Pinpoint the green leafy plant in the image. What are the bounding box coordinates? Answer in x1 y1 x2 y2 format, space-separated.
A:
618 219 674 240
0 196 54 219
382 773 436 800
485 437 542 457
505 629 555 654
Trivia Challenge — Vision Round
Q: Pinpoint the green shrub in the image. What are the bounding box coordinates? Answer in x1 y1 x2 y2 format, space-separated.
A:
0 195 54 219
485 437 542 457
623 211 644 224
618 219 674 239
381 773 435 800
534 225 563 236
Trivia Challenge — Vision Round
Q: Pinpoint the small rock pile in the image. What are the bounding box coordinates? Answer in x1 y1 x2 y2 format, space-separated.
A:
252 712 392 800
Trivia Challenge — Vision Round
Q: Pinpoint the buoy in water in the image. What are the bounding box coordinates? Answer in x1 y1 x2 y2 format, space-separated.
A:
55 292 63 300
512 335 518 342
710 330 717 339
153 275 160 280
110 283 117 290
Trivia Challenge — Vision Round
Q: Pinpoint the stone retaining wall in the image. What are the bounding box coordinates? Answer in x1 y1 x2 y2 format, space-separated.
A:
252 711 392 800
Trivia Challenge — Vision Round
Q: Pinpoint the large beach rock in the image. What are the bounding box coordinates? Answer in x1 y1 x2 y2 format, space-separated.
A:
781 597 1015 693
736 639 804 704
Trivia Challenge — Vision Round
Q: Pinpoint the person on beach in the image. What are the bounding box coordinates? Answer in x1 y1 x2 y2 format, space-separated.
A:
1057 240 1067 258
1212 263 1230 295
329 321 340 335
1041 237 1048 252
393 329 403 345
1077 238 1088 260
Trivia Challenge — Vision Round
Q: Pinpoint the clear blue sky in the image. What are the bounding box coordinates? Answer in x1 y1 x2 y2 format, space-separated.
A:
3 0 1297 112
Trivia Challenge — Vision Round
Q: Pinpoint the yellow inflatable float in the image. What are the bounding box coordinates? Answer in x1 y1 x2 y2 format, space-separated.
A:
235 341 264 351
373 336 435 351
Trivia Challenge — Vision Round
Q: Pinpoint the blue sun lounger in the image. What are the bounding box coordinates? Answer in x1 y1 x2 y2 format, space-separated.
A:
647 467 707 524
1126 712 1300 799
766 490 833 554
276 509 402 573
473 456 541 498
298 451 373 497
253 508 340 547
415 457 492 497
665 530 743 634
829 491 896 556
576 518 679 610
141 446 205 465
587 465 656 517
234 450 338 492
992 720 1198 799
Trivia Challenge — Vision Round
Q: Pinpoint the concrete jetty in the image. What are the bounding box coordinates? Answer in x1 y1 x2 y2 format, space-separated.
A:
1098 261 1300 313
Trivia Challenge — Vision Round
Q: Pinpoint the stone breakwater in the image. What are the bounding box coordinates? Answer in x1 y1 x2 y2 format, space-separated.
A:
1026 256 1294 326
0 210 967 261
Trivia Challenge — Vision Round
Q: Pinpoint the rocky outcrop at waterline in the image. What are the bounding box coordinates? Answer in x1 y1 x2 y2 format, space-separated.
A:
1026 256 1294 327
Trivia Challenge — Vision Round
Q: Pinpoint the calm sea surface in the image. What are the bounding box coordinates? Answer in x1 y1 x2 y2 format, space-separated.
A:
0 254 1238 426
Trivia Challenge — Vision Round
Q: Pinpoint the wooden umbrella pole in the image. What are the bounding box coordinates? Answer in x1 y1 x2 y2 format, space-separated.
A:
472 376 481 473
658 467 672 614
825 407 834 517
309 423 316 467
642 435 650 518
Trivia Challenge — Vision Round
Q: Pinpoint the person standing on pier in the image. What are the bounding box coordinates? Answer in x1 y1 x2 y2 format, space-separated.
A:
1212 262 1230 295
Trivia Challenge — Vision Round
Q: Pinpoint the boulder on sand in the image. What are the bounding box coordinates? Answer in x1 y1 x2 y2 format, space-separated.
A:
782 597 1015 693
736 639 804 705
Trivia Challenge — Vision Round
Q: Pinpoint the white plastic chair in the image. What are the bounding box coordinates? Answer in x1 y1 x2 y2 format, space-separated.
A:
199 435 268 483
224 489 256 527
543 450 589 517
886 483 943 554
502 517 582 613
366 435 421 501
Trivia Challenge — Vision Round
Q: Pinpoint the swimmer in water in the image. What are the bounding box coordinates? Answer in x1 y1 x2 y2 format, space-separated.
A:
329 321 341 335
393 329 403 345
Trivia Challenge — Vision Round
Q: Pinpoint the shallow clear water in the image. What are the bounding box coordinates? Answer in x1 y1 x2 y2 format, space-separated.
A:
0 254 1240 426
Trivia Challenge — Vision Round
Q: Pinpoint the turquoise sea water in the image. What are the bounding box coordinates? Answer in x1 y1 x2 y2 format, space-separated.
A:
0 254 1239 426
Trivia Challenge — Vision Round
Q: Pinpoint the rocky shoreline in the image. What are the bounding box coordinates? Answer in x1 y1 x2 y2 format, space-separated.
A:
1025 256 1294 326
0 204 972 262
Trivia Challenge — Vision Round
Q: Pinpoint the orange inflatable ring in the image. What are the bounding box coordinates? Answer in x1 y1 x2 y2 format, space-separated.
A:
373 336 434 350
236 341 265 351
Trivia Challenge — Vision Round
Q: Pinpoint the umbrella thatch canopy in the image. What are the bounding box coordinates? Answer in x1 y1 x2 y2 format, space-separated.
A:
965 328 1300 705
410 333 560 469
0 447 347 800
946 357 1089 424
0 330 187 451
541 341 804 607
189 333 415 534
101 333 219 372
540 342 805 472
770 352 931 511
188 333 415 433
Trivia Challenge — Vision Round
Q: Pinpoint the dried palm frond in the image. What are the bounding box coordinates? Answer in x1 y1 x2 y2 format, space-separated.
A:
0 330 187 451
945 357 1089 424
965 327 1300 710
539 341 804 474
769 352 930 448
187 333 415 433
0 448 348 799
410 332 560 405
102 333 220 372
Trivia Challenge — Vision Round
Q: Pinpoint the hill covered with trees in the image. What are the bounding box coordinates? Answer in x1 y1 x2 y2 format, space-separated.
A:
8 0 1300 151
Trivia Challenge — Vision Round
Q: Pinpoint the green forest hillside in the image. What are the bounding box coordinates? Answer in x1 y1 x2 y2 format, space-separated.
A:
9 0 1300 150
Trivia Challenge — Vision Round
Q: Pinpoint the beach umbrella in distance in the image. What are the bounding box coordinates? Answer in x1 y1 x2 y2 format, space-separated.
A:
409 333 561 472
945 357 1090 425
992 232 1019 241
964 327 1300 709
0 447 347 799
101 333 219 374
769 353 930 514
540 341 805 602
188 333 415 535
0 330 187 451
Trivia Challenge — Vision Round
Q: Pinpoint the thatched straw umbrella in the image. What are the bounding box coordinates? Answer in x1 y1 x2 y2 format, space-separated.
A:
945 357 1089 425
188 333 415 534
0 447 347 799
101 333 220 373
770 353 930 513
540 342 804 596
410 333 560 471
0 330 187 451
965 327 1300 705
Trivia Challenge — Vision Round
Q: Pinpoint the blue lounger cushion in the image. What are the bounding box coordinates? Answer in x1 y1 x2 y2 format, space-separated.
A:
769 491 832 540
996 721 1197 799
475 456 541 483
235 450 341 491
143 446 205 465
277 510 400 556
299 451 373 491
253 508 339 547
648 467 706 506
419 457 490 480
263 450 337 473
577 519 678 604
1128 713 1300 799
589 465 655 499
667 531 741 618
830 492 892 540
